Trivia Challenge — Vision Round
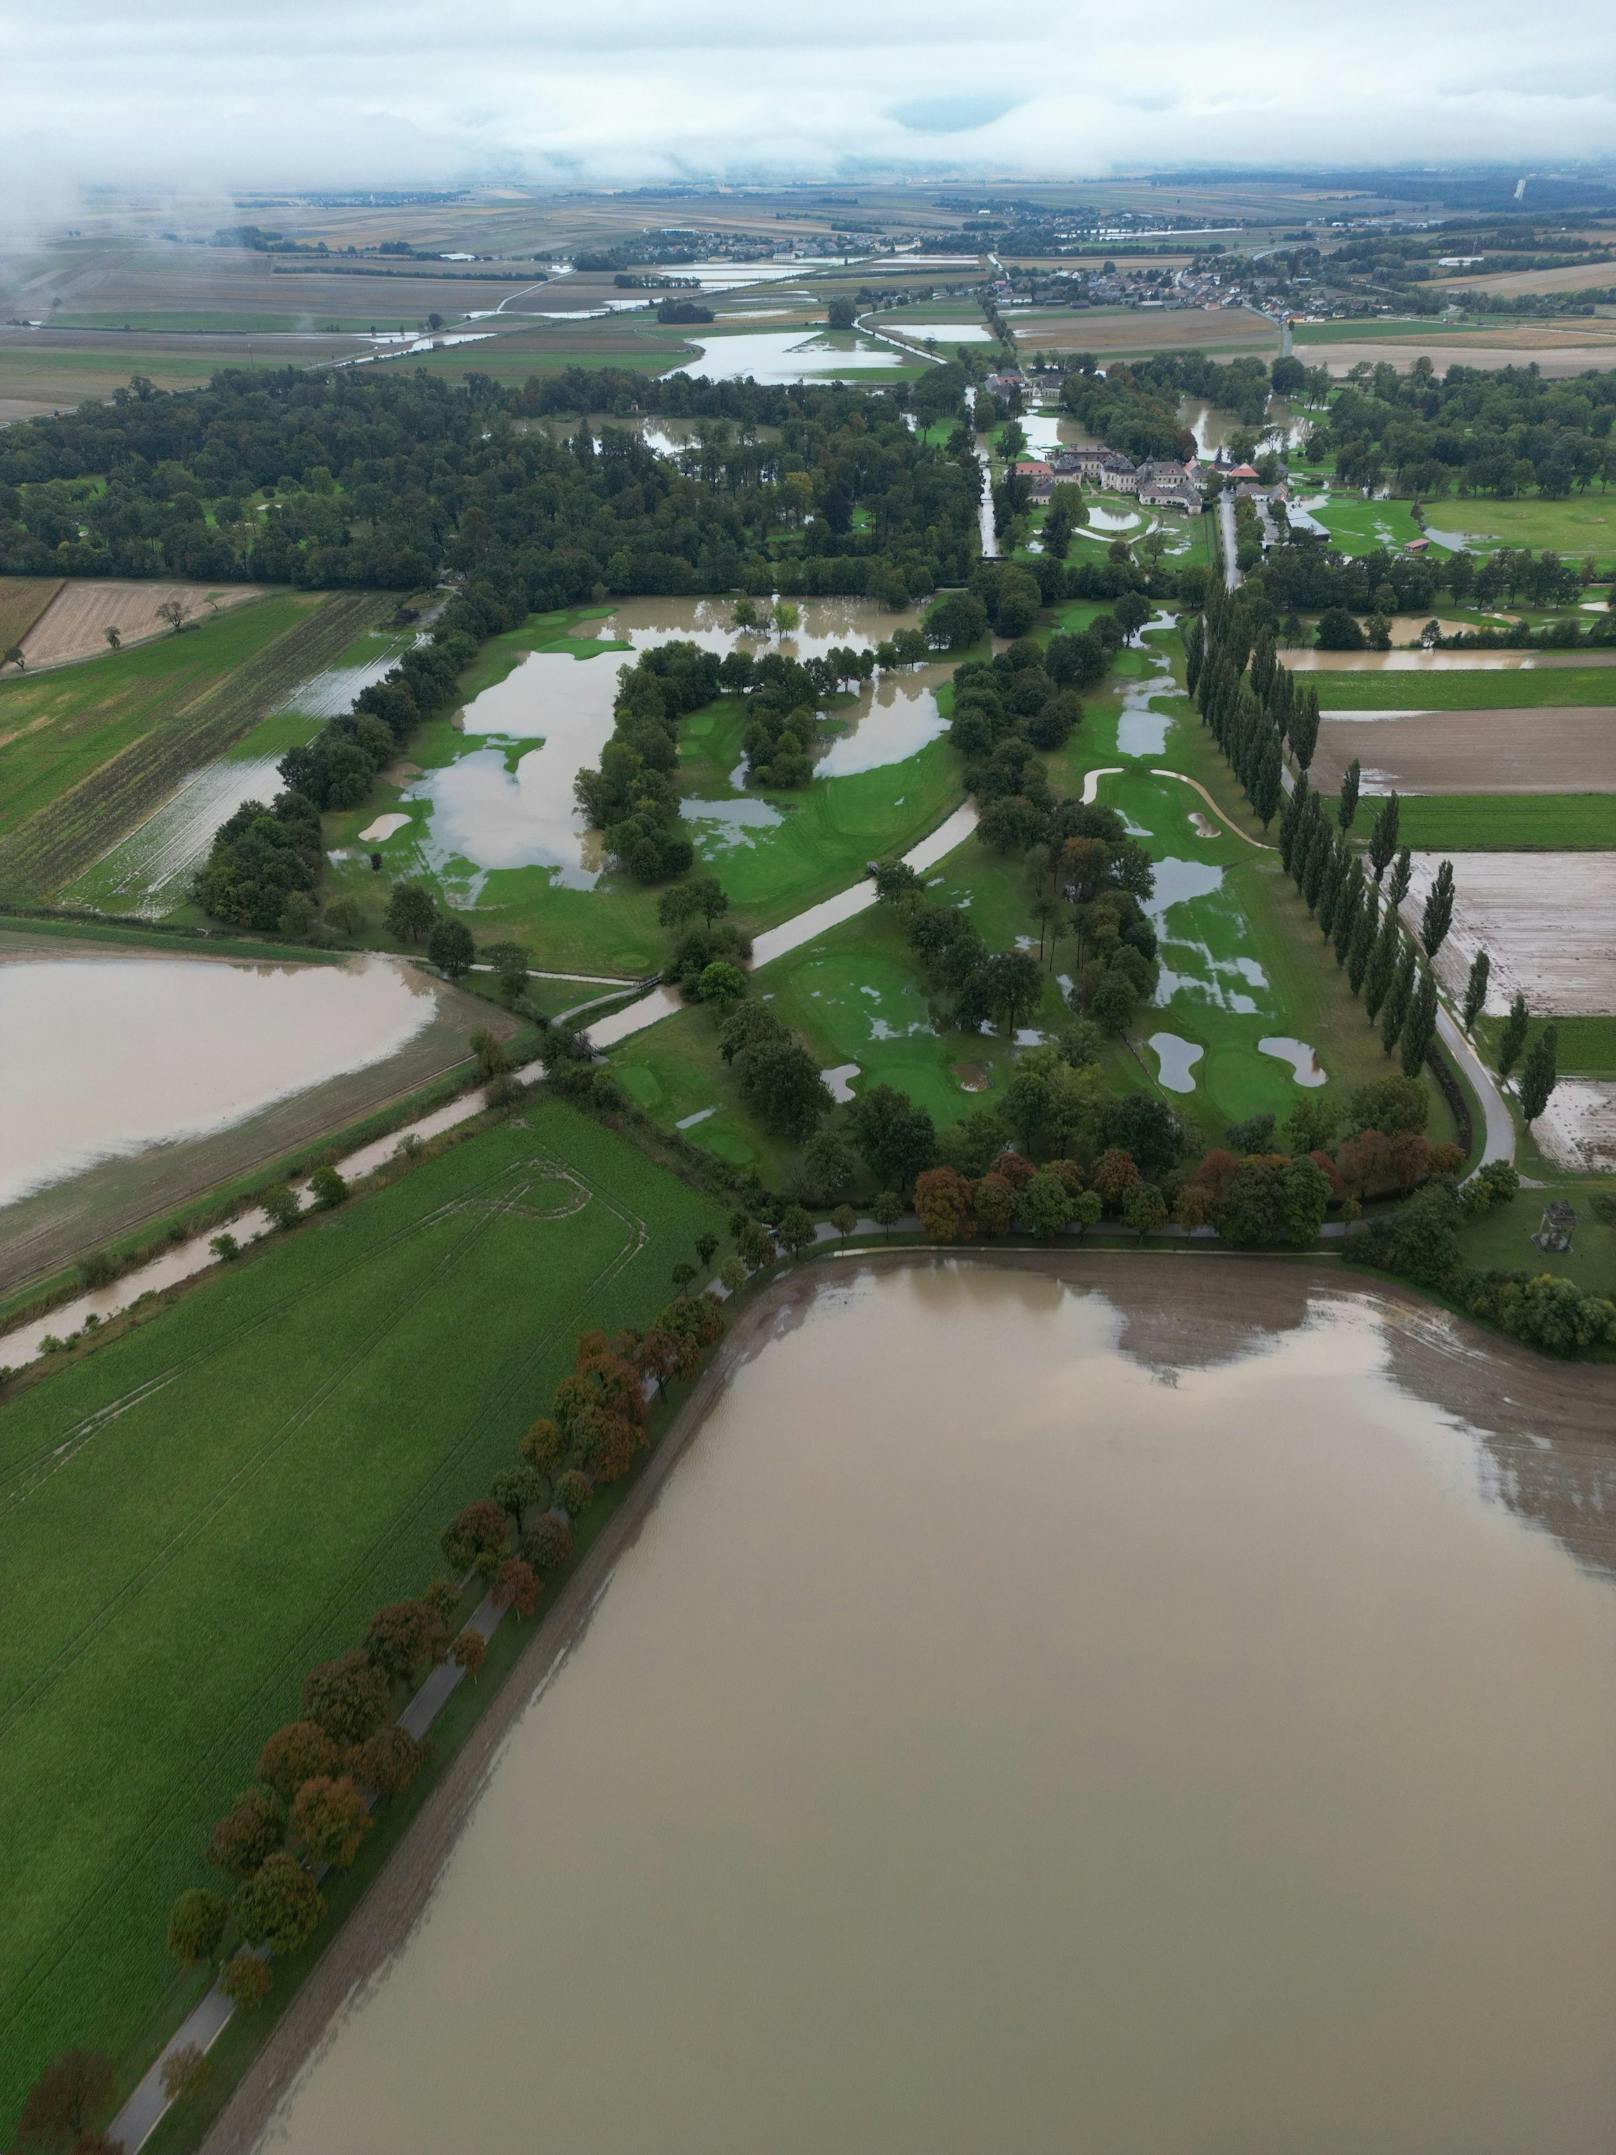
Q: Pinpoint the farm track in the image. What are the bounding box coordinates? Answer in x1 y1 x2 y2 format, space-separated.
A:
0 592 385 901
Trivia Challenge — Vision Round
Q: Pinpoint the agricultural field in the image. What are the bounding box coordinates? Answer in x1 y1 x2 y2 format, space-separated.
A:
1431 262 1616 297
1411 493 1616 562
1313 710 1616 798
0 1099 726 2125
18 580 267 668
1009 305 1278 355
1376 794 1616 851
1290 319 1616 377
1405 851 1616 1017
0 328 362 424
1311 667 1616 711
0 591 390 902
0 579 62 653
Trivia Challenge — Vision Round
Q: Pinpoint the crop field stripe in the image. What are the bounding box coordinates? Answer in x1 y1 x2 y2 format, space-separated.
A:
0 1130 667 2066
0 591 387 899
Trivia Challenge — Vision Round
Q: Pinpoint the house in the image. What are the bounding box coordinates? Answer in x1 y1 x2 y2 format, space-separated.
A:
1405 536 1431 555
1225 462 1261 483
1139 480 1202 516
1012 459 1055 501
986 370 1026 397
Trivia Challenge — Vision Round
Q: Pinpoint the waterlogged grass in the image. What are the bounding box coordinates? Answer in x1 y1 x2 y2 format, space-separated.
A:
1392 794 1616 851
1313 666 1616 710
1306 491 1433 557
1411 492 1616 565
0 1101 726 2128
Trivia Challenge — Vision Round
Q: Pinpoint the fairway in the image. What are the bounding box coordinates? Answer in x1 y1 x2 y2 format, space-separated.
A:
0 592 387 900
0 1101 725 2120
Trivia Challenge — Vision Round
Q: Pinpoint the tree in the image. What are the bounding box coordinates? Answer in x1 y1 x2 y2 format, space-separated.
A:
971 1172 1017 1235
1367 792 1401 883
363 1600 447 1687
1387 847 1412 907
207 1785 284 1880
1518 1025 1559 1126
1420 858 1455 958
694 959 747 1007
166 1887 228 1965
384 880 437 943
495 1556 540 1618
848 1083 937 1192
257 1721 342 1804
1071 1188 1103 1239
1113 591 1152 645
292 1774 373 1867
15 2051 116 2150
452 1629 487 1680
777 1204 817 1256
1462 949 1491 1033
873 1190 903 1237
555 1468 593 1518
1337 758 1361 832
1380 940 1418 1056
914 1166 975 1242
301 1648 390 1745
104 624 122 651
1122 1183 1168 1240
427 916 475 978
440 1498 508 1581
3 644 24 671
260 1182 301 1231
308 1164 348 1209
219 1949 273 2011
156 596 191 633
1497 991 1530 1078
1091 1148 1141 1213
830 1203 857 1242
351 1724 425 1796
1020 1168 1076 1239
232 1851 324 1953
1399 969 1439 1077
161 2043 209 2104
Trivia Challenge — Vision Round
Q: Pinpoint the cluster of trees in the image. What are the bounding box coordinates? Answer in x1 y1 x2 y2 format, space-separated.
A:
573 640 720 882
1349 1177 1616 1355
1319 359 1616 503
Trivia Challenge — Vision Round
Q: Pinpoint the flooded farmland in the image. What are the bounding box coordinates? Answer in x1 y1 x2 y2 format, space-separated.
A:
595 594 921 660
258 1260 1616 2155
0 942 503 1296
673 330 911 382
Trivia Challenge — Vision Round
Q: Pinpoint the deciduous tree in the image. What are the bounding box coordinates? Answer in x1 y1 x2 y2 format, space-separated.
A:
232 1852 323 1954
15 2050 116 2151
291 1774 373 1868
257 1722 342 1805
166 1887 228 1966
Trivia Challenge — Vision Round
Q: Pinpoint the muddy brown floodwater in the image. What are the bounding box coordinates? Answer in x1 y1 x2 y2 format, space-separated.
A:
253 1258 1616 2155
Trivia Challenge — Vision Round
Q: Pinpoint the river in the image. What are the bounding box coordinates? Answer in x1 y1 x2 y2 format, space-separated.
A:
257 1259 1616 2155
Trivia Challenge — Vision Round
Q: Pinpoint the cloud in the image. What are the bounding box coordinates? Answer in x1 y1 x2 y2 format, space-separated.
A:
3 0 1615 200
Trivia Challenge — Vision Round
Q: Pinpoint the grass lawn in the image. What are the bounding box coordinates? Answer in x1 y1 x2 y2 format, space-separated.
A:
1391 794 1616 851
0 592 386 901
1476 1013 1616 1078
0 1100 725 2128
1455 1172 1616 1297
1306 490 1432 556
1414 493 1616 565
1313 666 1616 710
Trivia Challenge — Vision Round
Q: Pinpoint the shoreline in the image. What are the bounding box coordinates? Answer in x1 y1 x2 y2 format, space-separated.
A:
196 1247 1613 2154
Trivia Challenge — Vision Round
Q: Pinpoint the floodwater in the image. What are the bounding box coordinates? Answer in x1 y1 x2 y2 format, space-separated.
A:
66 753 292 916
881 319 996 342
407 650 624 885
813 664 949 777
1259 1035 1327 1087
674 331 909 383
0 953 436 1210
1147 1029 1203 1091
260 1261 1616 2155
596 595 920 662
1289 648 1616 673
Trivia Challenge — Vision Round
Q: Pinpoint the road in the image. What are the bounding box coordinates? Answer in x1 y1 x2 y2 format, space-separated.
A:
1217 490 1241 591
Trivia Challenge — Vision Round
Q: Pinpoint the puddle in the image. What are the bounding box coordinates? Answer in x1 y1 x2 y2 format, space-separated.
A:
883 321 996 343
679 796 785 850
675 1107 717 1130
359 812 412 843
1259 1036 1328 1087
0 953 438 1210
820 1063 860 1103
1148 1031 1204 1093
1143 856 1225 922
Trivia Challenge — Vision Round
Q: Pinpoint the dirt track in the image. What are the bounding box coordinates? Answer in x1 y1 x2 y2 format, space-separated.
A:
1315 708 1616 794
196 1249 1616 2155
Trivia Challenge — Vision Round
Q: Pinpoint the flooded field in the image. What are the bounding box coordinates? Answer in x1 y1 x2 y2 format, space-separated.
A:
0 942 501 1296
596 594 920 661
64 753 291 915
258 1260 1616 2155
1290 648 1616 673
673 331 911 382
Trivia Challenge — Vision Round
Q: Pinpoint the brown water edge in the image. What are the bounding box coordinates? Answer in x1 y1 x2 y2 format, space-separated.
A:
207 1252 1616 2155
0 939 519 1299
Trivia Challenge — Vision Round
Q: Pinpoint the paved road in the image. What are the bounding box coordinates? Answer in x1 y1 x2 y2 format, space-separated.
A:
1217 491 1241 591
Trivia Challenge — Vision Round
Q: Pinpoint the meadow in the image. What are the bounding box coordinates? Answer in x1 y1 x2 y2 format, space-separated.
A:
0 1100 726 2127
0 592 386 901
1391 794 1616 851
1312 666 1616 710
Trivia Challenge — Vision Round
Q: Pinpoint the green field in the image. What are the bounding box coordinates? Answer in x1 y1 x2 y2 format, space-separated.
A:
1391 793 1616 851
0 1100 725 2125
1455 1171 1616 1297
1306 490 1432 556
1476 1013 1616 1079
1416 493 1616 563
1311 665 1616 709
0 593 388 900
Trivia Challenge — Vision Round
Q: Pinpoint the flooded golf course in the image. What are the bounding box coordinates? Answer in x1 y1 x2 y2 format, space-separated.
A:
255 1258 1616 2155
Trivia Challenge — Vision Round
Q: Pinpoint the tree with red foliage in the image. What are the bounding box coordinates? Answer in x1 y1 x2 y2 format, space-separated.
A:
440 1499 509 1582
207 1786 284 1880
494 1557 539 1619
451 1630 487 1680
364 1600 448 1687
350 1725 424 1797
301 1648 390 1744
291 1775 373 1868
15 2050 116 2151
971 1171 1017 1236
257 1721 342 1804
1091 1148 1141 1213
232 1852 323 1953
914 1165 975 1242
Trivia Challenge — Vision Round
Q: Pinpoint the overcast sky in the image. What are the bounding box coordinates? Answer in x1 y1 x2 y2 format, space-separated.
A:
5 0 1616 210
